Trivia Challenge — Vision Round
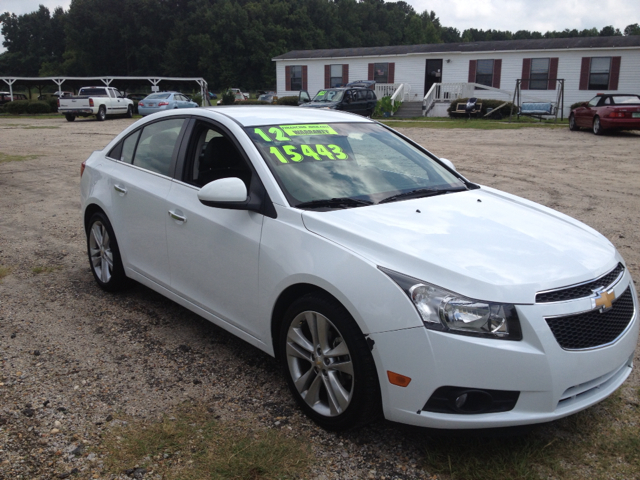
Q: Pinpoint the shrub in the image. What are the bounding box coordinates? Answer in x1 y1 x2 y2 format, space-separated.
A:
4 100 30 114
570 101 589 111
220 89 236 105
240 100 271 105
47 98 58 112
27 101 52 114
189 93 203 106
373 96 401 117
276 96 299 106
447 98 515 118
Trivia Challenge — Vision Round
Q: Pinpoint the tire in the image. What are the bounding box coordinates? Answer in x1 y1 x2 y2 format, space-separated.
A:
65 114 76 122
96 106 106 121
569 114 579 131
279 293 381 431
86 212 127 291
593 116 604 135
126 105 133 118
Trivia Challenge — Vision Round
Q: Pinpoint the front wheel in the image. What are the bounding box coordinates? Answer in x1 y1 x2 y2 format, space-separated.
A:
65 114 76 122
96 106 106 121
126 105 133 118
87 212 127 291
279 293 381 431
593 116 605 135
569 114 579 131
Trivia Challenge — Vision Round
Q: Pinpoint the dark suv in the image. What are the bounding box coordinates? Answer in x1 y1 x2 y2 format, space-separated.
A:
298 87 377 117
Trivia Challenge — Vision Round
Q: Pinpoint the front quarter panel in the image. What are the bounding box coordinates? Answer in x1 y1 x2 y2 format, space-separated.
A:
258 205 424 347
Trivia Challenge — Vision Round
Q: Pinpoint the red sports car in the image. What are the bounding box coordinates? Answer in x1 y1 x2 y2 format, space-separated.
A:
570 94 640 135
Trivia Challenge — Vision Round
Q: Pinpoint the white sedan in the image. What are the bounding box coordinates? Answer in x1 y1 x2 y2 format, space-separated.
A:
80 106 638 431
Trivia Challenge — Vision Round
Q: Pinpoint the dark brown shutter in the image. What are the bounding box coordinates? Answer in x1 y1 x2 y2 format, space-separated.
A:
324 65 330 88
468 60 477 83
343 64 349 85
609 56 621 90
492 59 502 88
368 63 374 81
302 66 308 91
285 66 291 91
579 57 590 90
521 58 531 90
388 63 395 83
547 58 559 90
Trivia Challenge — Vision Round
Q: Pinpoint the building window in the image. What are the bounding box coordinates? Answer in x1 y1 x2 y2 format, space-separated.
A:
374 63 389 83
290 66 303 91
589 57 611 90
530 58 550 90
330 65 343 87
475 59 494 87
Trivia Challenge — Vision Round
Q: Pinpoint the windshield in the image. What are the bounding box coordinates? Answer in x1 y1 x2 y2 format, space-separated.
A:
312 90 344 103
245 122 467 208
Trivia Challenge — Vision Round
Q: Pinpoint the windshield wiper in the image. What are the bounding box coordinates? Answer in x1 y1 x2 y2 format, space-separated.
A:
296 197 373 210
378 187 467 204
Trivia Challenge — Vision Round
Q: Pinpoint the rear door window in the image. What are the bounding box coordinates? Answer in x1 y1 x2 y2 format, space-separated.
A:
131 119 186 176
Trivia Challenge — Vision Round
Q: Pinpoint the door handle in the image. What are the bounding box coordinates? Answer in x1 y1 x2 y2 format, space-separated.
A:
114 184 127 195
168 210 187 223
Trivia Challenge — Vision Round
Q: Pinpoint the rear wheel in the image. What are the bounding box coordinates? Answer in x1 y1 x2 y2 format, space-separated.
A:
279 293 381 431
126 105 133 118
65 114 76 122
87 212 127 291
593 116 604 135
569 114 579 131
96 106 106 121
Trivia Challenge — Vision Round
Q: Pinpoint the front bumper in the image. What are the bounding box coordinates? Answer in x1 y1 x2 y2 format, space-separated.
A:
370 273 638 429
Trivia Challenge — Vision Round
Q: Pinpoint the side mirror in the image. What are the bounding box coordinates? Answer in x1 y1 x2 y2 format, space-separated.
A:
198 177 247 205
439 157 457 172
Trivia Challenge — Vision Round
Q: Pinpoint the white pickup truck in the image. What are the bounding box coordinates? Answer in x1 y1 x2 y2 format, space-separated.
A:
58 86 134 122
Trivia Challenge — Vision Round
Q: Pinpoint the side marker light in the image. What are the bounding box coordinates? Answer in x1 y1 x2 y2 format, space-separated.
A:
387 371 412 387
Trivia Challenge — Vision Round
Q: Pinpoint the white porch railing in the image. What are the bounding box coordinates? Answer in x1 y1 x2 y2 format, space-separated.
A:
421 83 514 116
374 83 411 116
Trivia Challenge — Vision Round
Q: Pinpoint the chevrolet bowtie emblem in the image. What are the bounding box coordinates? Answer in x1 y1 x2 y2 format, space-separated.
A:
591 288 615 312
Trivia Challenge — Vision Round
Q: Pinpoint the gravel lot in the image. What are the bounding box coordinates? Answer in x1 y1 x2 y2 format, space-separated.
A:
0 115 639 480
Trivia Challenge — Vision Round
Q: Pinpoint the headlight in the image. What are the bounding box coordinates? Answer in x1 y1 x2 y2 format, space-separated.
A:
381 267 522 341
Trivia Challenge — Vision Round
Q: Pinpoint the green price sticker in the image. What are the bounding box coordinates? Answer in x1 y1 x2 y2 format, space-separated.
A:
280 124 338 137
269 144 349 164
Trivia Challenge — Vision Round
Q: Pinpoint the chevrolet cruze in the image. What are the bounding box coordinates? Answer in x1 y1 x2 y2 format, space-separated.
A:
80 106 638 431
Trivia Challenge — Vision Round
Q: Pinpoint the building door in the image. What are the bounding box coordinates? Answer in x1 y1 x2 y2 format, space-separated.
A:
424 59 443 96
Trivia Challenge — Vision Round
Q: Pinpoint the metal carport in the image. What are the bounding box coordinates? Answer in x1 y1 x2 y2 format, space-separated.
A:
0 76 209 106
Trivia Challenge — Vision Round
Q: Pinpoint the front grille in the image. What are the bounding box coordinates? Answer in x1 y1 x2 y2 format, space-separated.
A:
536 263 625 303
545 286 634 350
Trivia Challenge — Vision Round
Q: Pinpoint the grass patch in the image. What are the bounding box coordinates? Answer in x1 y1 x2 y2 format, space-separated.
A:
100 405 312 479
31 265 62 274
21 125 60 129
380 118 568 130
0 265 10 281
0 152 40 164
421 393 640 479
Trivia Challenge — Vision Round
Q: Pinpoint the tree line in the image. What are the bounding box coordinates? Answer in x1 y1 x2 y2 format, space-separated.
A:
1 0 639 91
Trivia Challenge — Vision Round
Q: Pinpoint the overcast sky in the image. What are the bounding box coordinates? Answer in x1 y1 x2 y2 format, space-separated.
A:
1 0 639 54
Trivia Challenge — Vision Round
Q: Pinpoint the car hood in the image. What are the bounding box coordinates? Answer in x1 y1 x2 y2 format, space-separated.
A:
301 187 619 304
300 102 339 108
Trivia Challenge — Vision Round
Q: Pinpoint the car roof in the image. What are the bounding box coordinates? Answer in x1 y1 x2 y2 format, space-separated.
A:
196 105 373 127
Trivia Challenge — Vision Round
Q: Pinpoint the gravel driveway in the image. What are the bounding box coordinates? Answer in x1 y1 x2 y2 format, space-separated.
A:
1 116 638 479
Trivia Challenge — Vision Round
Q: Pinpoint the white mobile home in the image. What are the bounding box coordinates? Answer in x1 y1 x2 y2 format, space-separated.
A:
273 36 640 117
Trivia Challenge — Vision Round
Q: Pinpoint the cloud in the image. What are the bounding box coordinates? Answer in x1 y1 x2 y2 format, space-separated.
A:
403 0 638 32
